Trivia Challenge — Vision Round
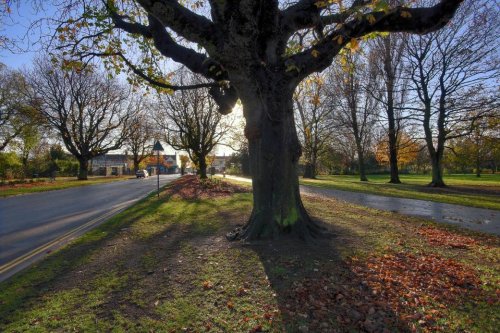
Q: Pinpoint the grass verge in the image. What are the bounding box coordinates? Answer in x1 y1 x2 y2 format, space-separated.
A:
300 174 500 210
0 177 498 332
0 176 134 198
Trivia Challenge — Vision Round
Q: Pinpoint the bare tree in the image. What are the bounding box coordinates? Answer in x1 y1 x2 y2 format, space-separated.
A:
125 98 155 172
28 59 132 180
52 0 464 239
155 72 232 179
294 73 333 179
328 51 380 181
405 0 499 186
372 31 408 183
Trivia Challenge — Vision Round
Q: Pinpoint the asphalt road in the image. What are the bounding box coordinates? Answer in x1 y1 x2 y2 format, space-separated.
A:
0 174 178 281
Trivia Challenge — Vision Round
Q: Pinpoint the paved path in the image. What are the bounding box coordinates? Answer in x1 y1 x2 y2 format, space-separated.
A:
222 175 500 235
0 174 178 281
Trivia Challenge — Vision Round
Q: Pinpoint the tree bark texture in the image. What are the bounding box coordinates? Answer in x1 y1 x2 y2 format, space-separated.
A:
227 74 323 241
78 159 89 180
384 63 401 184
198 155 208 179
430 153 445 187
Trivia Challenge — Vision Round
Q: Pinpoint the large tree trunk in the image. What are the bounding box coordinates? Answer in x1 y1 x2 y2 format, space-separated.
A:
227 77 323 241
198 155 208 179
133 158 140 173
78 158 89 180
429 151 445 187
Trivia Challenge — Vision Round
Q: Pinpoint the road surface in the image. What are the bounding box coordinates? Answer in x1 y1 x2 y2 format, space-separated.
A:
0 174 178 281
222 175 500 235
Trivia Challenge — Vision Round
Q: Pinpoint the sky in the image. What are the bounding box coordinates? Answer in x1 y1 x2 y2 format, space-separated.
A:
0 2 56 69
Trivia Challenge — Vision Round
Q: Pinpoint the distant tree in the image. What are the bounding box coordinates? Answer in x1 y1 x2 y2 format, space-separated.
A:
446 112 500 176
155 72 232 179
405 0 499 186
294 73 333 179
125 105 154 172
328 51 380 181
372 29 408 183
179 155 189 175
28 59 132 180
0 64 39 151
15 122 42 177
0 151 22 179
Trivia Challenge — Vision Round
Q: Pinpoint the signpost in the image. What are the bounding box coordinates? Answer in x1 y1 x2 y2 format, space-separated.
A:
152 140 164 198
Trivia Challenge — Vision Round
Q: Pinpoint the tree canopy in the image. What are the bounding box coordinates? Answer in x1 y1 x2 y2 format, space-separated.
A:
46 0 466 240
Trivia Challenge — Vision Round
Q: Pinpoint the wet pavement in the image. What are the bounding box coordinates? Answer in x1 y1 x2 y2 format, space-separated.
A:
222 175 500 235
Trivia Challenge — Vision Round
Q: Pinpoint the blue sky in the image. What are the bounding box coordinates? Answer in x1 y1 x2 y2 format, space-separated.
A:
0 2 57 69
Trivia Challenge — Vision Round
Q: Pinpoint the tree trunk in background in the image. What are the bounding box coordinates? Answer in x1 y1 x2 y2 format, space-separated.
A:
353 133 368 181
78 158 89 180
382 36 402 184
476 155 481 177
429 154 445 187
198 155 208 179
303 162 316 179
356 146 368 182
227 76 323 241
388 129 401 184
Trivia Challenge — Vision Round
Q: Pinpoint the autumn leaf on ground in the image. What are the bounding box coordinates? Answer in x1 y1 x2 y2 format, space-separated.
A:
202 280 214 290
417 226 478 249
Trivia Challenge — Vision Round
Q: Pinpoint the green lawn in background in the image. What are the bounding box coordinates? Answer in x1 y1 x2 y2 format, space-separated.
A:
300 174 500 210
0 176 134 198
1 179 498 332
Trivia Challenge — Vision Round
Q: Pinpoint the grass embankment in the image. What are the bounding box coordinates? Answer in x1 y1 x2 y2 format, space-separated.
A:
0 176 134 198
1 176 498 332
300 174 500 210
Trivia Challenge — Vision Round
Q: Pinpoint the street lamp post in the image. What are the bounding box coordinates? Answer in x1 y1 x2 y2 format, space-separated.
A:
153 140 164 198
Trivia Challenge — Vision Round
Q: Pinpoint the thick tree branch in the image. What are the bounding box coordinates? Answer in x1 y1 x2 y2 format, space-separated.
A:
287 0 464 81
136 0 217 49
281 0 370 36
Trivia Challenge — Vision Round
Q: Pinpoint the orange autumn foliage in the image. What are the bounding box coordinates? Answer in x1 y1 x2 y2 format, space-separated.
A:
375 132 419 167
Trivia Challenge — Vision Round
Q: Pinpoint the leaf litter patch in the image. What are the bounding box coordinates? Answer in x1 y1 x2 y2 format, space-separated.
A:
417 226 480 249
164 175 250 200
350 251 493 332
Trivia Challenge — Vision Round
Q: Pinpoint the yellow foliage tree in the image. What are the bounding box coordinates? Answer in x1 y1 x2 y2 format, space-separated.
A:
375 132 419 169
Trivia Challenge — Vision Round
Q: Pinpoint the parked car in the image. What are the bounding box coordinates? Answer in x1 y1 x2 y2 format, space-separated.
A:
136 169 149 178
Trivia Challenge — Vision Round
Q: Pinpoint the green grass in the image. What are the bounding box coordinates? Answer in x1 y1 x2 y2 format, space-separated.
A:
300 173 500 210
1 181 498 332
0 176 134 197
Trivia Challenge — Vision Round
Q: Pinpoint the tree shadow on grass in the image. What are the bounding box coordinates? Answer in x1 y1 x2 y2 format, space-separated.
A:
0 190 253 331
0 191 178 321
246 220 412 333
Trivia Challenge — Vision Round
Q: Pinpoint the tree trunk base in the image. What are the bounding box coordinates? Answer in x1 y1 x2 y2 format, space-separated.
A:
226 206 330 242
388 179 401 184
428 181 446 187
